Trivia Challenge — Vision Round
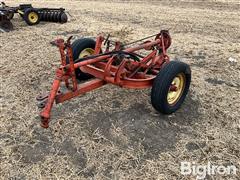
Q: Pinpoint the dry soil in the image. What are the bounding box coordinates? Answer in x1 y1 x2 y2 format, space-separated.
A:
0 0 240 179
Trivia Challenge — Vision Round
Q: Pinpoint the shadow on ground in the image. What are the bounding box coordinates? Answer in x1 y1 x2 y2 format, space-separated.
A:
84 91 201 159
4 91 200 172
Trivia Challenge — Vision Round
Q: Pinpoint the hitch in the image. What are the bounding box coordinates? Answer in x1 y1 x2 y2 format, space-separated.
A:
37 30 191 128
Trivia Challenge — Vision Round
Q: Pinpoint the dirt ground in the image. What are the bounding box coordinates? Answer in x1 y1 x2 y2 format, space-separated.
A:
0 0 239 179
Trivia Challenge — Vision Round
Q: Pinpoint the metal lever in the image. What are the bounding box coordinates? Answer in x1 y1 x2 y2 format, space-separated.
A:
104 34 110 45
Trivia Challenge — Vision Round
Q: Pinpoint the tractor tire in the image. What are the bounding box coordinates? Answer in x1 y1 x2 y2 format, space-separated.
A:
23 8 40 26
71 38 96 80
151 61 191 114
0 20 13 32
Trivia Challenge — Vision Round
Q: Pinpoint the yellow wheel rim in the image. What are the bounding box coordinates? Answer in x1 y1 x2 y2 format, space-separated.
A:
167 73 186 105
79 48 95 58
28 12 38 23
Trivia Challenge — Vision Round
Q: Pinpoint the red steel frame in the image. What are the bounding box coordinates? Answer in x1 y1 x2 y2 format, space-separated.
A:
38 30 172 128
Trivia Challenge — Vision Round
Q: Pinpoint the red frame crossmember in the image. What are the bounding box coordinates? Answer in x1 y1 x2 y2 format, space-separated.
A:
38 30 172 128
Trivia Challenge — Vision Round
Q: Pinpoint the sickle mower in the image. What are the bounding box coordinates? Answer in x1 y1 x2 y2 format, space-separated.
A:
37 30 191 128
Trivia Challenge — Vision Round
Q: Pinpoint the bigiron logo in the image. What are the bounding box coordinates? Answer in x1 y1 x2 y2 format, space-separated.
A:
180 162 237 179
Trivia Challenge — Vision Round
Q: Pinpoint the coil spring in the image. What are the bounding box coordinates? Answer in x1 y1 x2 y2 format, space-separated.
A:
39 10 68 23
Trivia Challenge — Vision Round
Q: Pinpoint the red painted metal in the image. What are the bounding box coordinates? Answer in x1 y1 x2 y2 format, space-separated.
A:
38 30 172 128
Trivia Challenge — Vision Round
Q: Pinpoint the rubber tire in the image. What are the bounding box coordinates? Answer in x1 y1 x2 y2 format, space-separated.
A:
151 61 191 114
71 38 96 80
23 8 40 26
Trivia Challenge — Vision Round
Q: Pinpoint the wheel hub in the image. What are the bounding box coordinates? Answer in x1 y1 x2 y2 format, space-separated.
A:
167 73 186 105
28 12 38 23
79 48 95 58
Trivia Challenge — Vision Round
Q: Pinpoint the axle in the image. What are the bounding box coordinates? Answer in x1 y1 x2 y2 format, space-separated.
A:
37 30 172 128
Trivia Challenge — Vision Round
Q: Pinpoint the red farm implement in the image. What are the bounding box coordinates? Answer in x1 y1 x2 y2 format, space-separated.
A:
37 30 191 128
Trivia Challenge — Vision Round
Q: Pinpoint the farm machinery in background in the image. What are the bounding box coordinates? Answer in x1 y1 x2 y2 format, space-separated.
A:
0 9 13 32
36 30 191 128
0 2 68 31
